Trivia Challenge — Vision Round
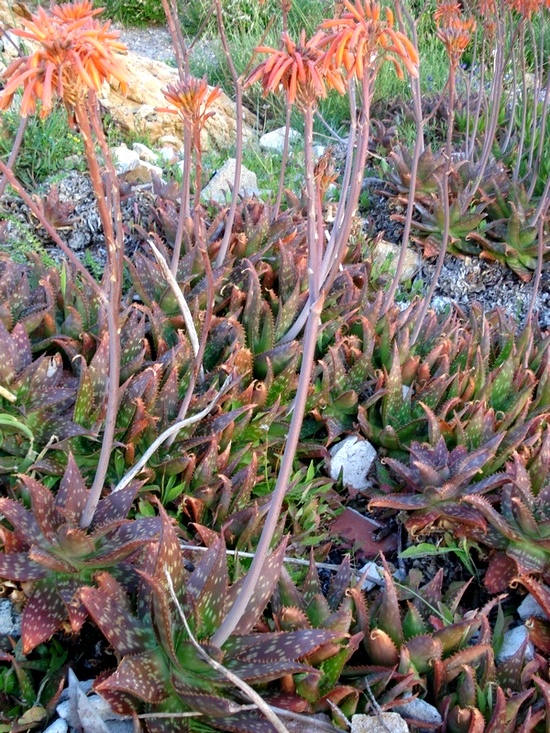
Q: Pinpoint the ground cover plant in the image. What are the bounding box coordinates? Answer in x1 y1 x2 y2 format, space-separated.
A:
0 0 549 731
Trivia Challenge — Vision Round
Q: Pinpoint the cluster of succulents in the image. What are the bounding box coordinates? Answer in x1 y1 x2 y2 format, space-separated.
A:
0 0 549 730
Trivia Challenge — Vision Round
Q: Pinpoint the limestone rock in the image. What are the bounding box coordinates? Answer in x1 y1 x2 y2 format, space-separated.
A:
124 160 163 184
372 239 421 283
259 126 302 153
351 713 409 733
99 52 257 150
329 435 377 490
132 142 158 163
201 158 260 203
109 144 140 175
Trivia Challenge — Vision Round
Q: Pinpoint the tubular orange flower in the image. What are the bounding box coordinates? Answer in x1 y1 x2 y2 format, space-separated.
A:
0 1 128 118
245 30 346 109
159 76 222 130
436 15 476 66
433 0 462 23
508 0 543 17
320 0 419 81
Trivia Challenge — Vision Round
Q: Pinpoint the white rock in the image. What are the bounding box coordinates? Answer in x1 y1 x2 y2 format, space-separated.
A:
497 625 535 662
42 720 68 733
123 160 164 184
157 145 179 163
372 239 421 283
398 698 443 726
0 598 21 637
132 142 158 163
329 436 377 490
313 144 326 159
518 593 549 621
201 159 260 203
351 712 409 733
359 561 383 591
87 694 125 721
259 126 302 153
110 144 140 175
56 701 72 721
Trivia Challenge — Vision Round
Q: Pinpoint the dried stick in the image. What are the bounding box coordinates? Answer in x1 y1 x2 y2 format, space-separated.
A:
0 116 27 198
148 236 200 360
112 375 233 493
213 0 244 268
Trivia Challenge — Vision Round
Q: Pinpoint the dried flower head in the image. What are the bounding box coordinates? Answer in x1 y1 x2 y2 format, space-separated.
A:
320 0 419 81
159 76 222 130
246 30 346 110
0 1 128 118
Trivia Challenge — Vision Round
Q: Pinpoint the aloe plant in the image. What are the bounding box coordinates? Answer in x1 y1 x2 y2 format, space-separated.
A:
0 455 160 653
81 502 352 732
368 436 507 535
462 456 550 593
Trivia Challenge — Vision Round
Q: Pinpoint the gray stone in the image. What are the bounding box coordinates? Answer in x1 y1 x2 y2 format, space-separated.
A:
42 720 69 733
329 435 377 490
201 159 259 203
0 598 21 637
132 142 158 163
498 625 535 662
110 144 140 175
259 126 302 153
518 593 549 621
351 712 409 733
398 698 443 727
102 721 134 733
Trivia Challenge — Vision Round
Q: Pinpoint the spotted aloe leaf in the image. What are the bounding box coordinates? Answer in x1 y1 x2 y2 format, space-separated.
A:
97 650 168 705
81 573 152 657
20 581 69 654
224 538 289 636
185 537 228 639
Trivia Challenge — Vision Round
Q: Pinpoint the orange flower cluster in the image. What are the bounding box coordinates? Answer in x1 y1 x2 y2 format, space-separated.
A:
246 30 346 109
159 77 222 130
0 1 128 118
507 0 545 17
321 0 419 81
246 0 418 109
434 0 476 67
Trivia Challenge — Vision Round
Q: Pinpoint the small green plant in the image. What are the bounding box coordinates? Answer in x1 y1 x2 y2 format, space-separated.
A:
0 103 84 187
94 0 166 26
